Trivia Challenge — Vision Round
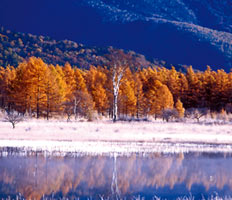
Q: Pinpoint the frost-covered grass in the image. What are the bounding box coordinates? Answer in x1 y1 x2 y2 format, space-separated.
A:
153 194 232 200
2 194 231 200
153 195 232 200
4 194 231 200
1 116 232 143
0 115 232 154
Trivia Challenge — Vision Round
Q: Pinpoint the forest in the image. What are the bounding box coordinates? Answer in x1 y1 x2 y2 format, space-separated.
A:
0 54 232 122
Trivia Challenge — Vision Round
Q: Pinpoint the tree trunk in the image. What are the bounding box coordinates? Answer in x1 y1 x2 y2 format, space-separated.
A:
29 96 32 118
67 114 71 122
112 64 125 122
136 95 139 119
113 94 118 122
36 86 40 119
36 102 39 119
46 94 50 120
74 97 77 119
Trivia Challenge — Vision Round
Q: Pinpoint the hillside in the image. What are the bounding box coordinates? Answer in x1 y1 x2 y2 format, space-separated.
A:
0 27 154 69
81 0 232 70
1 0 231 71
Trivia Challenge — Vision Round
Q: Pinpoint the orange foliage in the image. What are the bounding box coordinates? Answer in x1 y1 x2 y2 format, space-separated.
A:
1 57 232 119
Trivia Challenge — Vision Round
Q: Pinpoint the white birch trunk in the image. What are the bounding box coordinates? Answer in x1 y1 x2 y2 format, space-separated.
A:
112 65 124 122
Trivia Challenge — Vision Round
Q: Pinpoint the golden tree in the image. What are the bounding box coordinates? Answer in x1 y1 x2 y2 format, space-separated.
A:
184 66 203 108
119 78 136 117
74 68 87 92
12 57 48 118
11 62 30 113
211 69 229 110
0 66 16 110
62 62 76 100
44 65 67 119
85 66 108 114
134 72 144 118
175 99 185 118
26 57 48 118
145 80 174 118
166 67 184 102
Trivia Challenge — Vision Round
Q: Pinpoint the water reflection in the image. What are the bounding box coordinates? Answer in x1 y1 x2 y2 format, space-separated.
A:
0 152 232 199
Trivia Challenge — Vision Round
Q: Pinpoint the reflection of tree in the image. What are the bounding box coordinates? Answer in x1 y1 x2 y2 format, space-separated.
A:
0 153 232 199
111 153 120 199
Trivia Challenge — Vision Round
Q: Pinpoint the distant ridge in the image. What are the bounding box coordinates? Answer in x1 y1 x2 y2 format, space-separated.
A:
80 0 232 71
0 27 155 69
1 0 232 71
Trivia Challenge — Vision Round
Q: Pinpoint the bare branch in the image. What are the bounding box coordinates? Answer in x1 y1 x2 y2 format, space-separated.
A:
185 108 208 122
3 111 24 129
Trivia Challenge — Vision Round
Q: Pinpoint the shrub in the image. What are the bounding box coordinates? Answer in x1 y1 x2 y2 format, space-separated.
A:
161 108 178 122
3 111 24 129
185 108 208 122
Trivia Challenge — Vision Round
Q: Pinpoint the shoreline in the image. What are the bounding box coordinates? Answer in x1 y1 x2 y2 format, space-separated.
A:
1 140 232 156
0 120 232 155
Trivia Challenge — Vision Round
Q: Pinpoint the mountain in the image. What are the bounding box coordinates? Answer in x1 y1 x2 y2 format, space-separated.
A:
77 0 232 71
0 0 232 71
0 27 154 69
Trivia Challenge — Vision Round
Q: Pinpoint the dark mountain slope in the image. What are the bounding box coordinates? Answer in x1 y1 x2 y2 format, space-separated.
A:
81 0 232 70
0 0 231 70
0 27 153 69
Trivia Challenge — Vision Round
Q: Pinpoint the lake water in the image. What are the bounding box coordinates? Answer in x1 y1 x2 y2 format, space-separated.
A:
0 152 232 199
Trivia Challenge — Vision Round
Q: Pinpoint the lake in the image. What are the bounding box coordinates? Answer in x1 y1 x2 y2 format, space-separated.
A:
0 151 232 199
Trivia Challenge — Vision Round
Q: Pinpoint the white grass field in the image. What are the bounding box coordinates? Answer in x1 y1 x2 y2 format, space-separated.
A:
0 117 232 155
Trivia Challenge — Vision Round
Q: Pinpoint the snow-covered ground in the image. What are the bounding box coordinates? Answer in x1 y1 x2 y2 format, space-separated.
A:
0 119 232 155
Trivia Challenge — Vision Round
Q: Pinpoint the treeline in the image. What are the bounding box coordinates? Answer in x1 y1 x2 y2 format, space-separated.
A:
0 57 232 120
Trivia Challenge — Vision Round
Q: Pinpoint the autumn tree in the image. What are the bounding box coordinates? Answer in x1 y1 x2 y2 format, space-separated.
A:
211 69 229 110
119 79 136 117
0 66 16 110
28 57 48 118
184 66 203 108
11 58 67 119
133 72 144 118
106 50 132 122
12 57 48 118
166 67 186 102
11 62 31 114
44 65 67 120
62 62 76 99
73 68 89 118
175 99 185 118
0 67 5 108
200 66 216 109
62 63 77 118
85 66 108 115
145 79 174 118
